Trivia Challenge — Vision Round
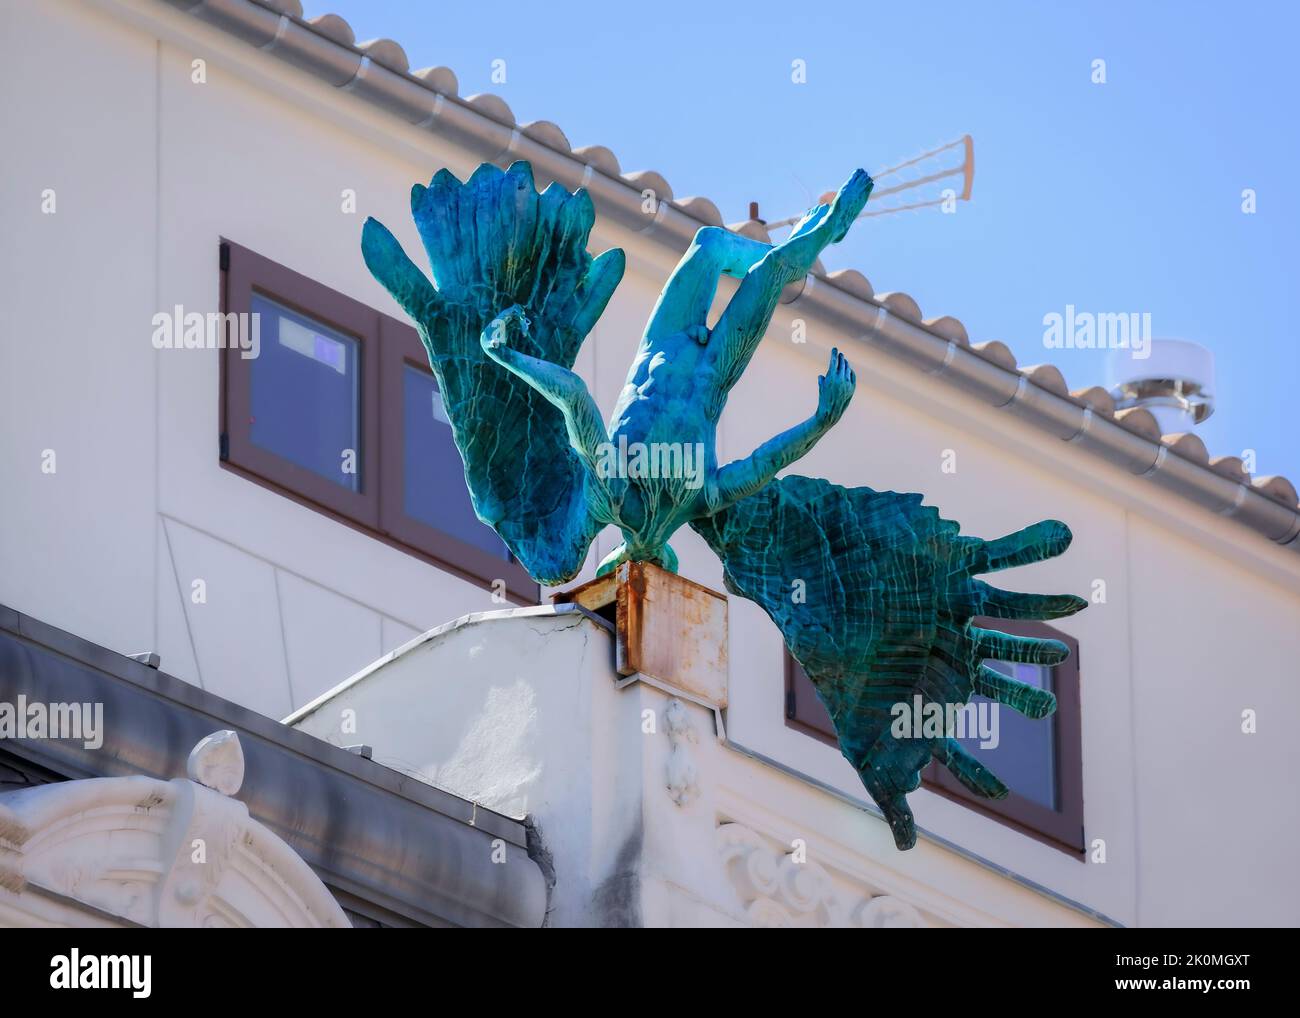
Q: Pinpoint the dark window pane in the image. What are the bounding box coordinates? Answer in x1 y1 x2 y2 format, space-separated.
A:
956 660 1057 810
249 293 360 491
402 364 509 559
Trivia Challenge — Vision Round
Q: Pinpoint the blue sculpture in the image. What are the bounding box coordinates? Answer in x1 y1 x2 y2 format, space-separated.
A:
363 161 1084 849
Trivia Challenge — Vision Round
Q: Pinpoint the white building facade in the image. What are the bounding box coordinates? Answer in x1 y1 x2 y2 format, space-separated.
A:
2 0 1298 927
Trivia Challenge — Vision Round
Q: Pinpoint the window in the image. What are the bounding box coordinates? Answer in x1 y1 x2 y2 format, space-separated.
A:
378 316 520 588
220 240 537 602
249 294 362 493
223 240 380 527
784 617 1084 856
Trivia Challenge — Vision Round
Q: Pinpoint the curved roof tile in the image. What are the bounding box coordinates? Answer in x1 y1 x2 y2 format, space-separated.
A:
573 145 621 177
1210 455 1251 484
357 38 409 74
623 170 674 203
972 340 1017 371
521 120 571 153
1020 363 1069 397
1071 386 1116 416
674 196 724 226
828 268 873 300
1162 432 1210 465
411 66 459 96
923 315 968 345
307 13 354 47
1115 407 1162 441
877 291 922 323
1253 475 1299 506
464 93 515 126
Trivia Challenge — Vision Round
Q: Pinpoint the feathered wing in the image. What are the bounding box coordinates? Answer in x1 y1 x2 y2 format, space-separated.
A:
690 476 1086 850
361 161 625 584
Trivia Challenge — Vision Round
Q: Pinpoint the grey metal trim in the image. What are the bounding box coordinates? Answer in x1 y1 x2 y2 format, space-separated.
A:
151 0 1300 557
0 603 548 928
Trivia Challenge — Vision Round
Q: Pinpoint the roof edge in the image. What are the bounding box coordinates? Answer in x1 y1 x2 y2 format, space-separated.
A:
143 0 1300 557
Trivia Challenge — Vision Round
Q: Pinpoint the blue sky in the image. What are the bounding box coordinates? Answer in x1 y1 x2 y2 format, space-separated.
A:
310 0 1297 481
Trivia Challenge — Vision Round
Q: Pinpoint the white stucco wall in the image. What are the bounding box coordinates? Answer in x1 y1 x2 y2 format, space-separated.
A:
290 608 1106 928
2 0 1297 926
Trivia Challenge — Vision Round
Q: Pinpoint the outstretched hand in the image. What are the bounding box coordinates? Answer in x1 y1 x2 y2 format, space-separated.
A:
815 347 856 426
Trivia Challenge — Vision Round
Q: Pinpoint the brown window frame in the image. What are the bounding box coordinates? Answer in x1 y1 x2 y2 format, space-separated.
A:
378 317 536 595
784 617 1084 857
222 238 381 528
219 239 538 604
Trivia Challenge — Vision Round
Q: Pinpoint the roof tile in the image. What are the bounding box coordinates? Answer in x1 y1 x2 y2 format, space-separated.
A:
1252 475 1299 507
262 0 304 16
972 340 1017 371
828 268 873 300
1115 407 1161 441
674 196 724 226
1071 386 1116 416
521 120 571 153
357 38 409 74
464 93 515 126
623 170 673 203
878 291 922 323
1161 431 1210 465
411 66 458 95
573 145 621 177
923 315 969 346
1020 363 1069 397
1210 455 1250 483
307 13 354 47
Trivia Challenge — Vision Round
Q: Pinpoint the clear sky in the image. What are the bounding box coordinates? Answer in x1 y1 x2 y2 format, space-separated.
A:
308 0 1297 482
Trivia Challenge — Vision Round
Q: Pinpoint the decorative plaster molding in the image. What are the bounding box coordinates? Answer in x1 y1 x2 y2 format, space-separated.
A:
0 732 349 928
664 699 700 807
187 729 246 796
716 822 924 928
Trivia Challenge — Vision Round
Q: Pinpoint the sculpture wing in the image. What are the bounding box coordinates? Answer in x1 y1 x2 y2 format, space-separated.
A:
691 476 1085 850
362 161 624 584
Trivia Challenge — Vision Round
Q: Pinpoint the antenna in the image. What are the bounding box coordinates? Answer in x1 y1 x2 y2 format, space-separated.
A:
764 134 975 230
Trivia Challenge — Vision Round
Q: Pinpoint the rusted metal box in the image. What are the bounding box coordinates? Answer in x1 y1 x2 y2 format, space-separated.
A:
553 562 729 707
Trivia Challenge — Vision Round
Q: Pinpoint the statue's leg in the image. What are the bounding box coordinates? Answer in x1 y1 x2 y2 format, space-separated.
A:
481 308 608 468
595 540 678 576
704 170 872 402
644 227 772 343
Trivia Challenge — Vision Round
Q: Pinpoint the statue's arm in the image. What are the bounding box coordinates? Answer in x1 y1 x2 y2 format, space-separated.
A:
481 306 610 472
711 348 855 510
